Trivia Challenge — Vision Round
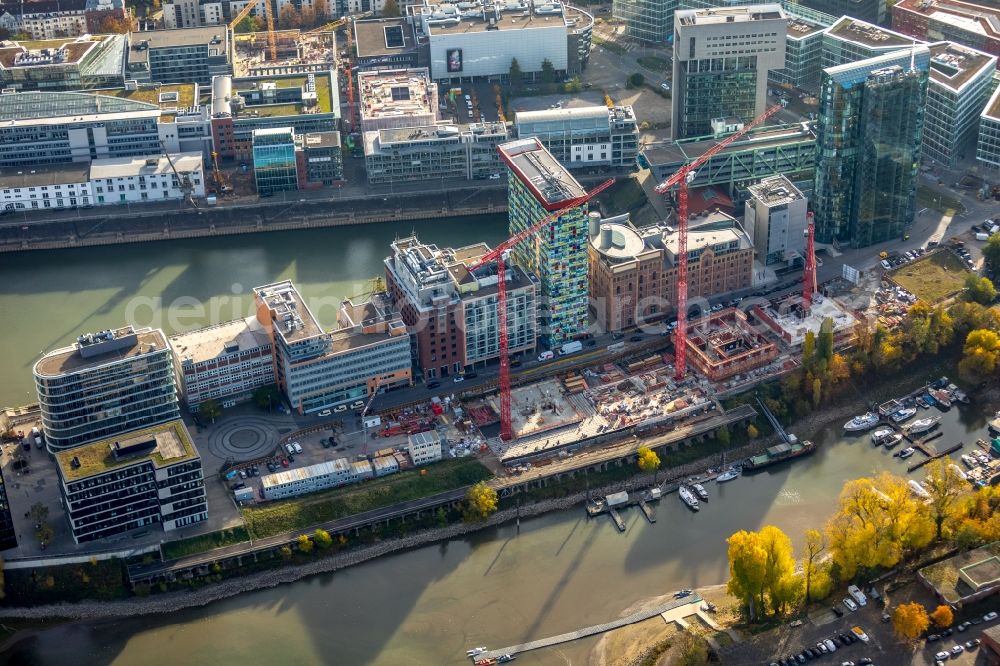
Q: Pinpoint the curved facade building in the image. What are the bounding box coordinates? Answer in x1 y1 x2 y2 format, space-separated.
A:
34 326 179 452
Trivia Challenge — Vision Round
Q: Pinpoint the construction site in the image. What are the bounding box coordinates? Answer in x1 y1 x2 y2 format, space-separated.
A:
752 293 857 347
233 29 337 78
683 308 780 382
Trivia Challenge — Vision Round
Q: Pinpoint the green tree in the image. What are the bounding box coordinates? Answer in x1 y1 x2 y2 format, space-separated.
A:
279 546 293 560
381 0 401 17
564 77 582 93
892 602 930 641
636 446 660 474
812 377 822 409
297 534 314 553
198 398 222 424
674 633 710 666
959 328 1000 378
508 58 523 91
252 384 281 410
716 425 730 447
627 72 645 88
314 528 333 549
923 459 966 540
801 529 825 603
965 274 997 305
817 317 834 362
234 15 256 33
464 481 498 521
982 233 1000 275
802 330 816 368
540 58 556 88
436 507 448 527
29 502 48 525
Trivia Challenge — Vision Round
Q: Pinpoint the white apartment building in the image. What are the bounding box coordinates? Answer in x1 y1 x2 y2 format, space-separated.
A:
408 430 442 466
169 316 275 410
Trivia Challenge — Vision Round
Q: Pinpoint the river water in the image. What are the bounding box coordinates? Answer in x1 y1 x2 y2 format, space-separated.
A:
1 224 992 665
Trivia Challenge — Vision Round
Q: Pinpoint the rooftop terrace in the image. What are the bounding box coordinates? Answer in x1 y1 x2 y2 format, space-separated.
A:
0 37 106 69
895 0 1000 39
169 317 271 365
254 280 324 343
787 16 826 39
56 419 198 481
358 68 435 124
927 41 996 92
231 71 335 118
98 83 199 112
419 0 574 34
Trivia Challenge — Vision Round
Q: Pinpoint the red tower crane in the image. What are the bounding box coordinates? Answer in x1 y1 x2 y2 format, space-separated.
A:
803 211 817 309
654 104 783 380
467 178 615 441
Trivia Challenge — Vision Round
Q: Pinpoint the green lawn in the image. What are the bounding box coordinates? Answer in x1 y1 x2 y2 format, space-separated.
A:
890 251 972 303
161 526 250 560
242 458 492 538
917 185 966 216
637 56 670 72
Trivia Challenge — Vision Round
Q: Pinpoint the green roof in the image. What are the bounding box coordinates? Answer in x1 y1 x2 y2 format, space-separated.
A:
234 72 335 118
919 541 1000 603
57 420 198 482
100 83 198 111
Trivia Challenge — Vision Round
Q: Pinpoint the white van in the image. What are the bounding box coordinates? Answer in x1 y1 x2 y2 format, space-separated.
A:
847 584 867 607
292 442 303 454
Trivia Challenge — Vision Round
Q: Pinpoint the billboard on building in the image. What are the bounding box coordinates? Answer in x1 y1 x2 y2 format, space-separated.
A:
446 48 463 73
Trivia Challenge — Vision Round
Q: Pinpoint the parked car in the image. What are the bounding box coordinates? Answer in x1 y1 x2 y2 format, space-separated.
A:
317 409 331 416
985 611 998 621
966 639 980 649
933 651 949 662
832 605 844 617
427 381 441 389
629 335 643 342
453 375 465 383
843 598 858 612
950 645 964 656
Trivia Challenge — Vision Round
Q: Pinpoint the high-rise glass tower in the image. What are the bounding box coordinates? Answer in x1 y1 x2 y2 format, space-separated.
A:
253 127 299 195
813 47 930 248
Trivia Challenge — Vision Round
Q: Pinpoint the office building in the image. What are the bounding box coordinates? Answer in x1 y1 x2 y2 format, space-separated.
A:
924 41 996 166
169 316 275 411
978 84 1000 169
813 48 931 248
671 5 787 140
210 72 340 161
34 326 179 452
127 27 233 87
0 467 17 552
253 127 299 195
408 430 442 466
769 14 826 91
358 68 439 133
893 0 1000 67
514 105 639 170
821 17 922 71
254 281 412 414
262 458 366 500
587 210 755 331
642 121 817 202
797 0 885 25
744 175 807 266
298 131 344 187
353 18 421 71
55 420 207 544
499 137 589 347
614 0 675 43
0 35 128 92
384 235 537 378
364 122 510 184
413 0 594 82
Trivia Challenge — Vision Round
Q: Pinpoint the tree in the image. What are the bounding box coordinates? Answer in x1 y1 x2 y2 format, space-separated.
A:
812 377 822 409
673 633 710 666
381 0 401 17
983 233 1000 275
892 602 930 641
726 530 768 621
759 525 799 615
29 502 49 525
959 328 1000 378
198 398 222 424
965 274 997 305
802 529 826 603
279 5 302 29
627 72 645 88
930 604 953 629
464 481 498 521
279 546 293 560
923 459 966 540
252 384 281 410
297 534 313 553
540 58 556 88
818 317 834 362
716 425 730 447
802 331 816 368
98 14 132 33
508 58 523 91
636 446 660 474
564 77 582 93
747 423 759 439
234 15 256 33
314 528 333 549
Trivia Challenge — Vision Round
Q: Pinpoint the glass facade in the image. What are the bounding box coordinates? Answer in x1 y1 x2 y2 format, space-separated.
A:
613 0 677 43
978 91 1000 169
813 49 929 248
253 127 299 195
676 57 759 139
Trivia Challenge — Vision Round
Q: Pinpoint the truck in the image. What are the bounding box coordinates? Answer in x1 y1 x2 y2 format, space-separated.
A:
537 350 554 362
607 341 625 353
233 487 254 502
847 584 868 607
559 340 583 356
977 232 990 241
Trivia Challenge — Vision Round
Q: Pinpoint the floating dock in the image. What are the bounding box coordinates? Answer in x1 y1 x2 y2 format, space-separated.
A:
586 488 661 530
907 442 964 473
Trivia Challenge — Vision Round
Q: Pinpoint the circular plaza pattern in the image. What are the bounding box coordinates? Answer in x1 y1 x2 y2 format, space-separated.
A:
205 416 284 462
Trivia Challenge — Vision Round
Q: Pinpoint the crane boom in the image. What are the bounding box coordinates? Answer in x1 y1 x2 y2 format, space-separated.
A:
265 0 277 61
652 104 782 379
468 177 614 441
228 1 257 30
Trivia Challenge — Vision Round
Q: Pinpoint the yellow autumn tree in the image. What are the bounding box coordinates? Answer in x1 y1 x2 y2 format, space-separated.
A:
726 525 799 620
893 602 930 641
922 459 967 540
930 604 953 629
637 446 660 474
464 481 498 521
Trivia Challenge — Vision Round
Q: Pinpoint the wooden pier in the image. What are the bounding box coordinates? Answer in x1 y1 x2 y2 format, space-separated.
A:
586 488 662 531
609 508 626 531
907 442 964 472
638 498 656 523
473 596 701 661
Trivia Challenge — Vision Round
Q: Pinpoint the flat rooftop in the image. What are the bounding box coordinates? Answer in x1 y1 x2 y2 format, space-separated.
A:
657 213 752 259
129 26 228 54
97 83 199 113
987 83 1000 121
90 152 202 180
231 72 335 117
0 36 105 69
421 0 573 35
676 5 784 26
895 0 1000 39
754 294 855 346
825 16 917 49
498 137 585 208
643 122 815 167
928 41 996 92
303 131 340 149
35 326 167 377
358 68 435 123
0 162 90 188
515 105 616 127
254 280 323 343
747 175 806 207
169 316 270 365
787 16 826 39
56 419 198 481
354 18 416 59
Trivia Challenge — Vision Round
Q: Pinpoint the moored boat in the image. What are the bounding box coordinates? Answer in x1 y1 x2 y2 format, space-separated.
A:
871 428 894 445
898 447 915 459
679 486 700 510
949 463 968 480
743 439 817 472
947 384 969 404
716 468 740 483
962 453 978 468
908 479 930 499
907 416 941 434
929 389 952 409
891 407 917 423
844 412 880 432
882 433 903 449
692 483 709 500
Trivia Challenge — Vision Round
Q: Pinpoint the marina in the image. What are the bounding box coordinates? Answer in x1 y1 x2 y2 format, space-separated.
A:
585 487 663 531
